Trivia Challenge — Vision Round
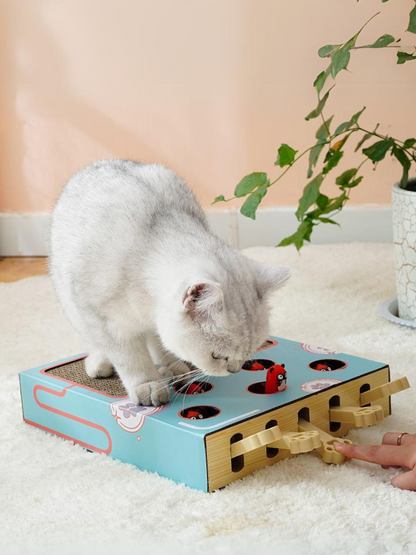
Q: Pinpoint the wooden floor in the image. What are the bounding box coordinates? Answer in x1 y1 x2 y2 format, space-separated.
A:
0 257 48 283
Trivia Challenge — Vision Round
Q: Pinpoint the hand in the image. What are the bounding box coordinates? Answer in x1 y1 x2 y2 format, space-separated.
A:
334 433 416 491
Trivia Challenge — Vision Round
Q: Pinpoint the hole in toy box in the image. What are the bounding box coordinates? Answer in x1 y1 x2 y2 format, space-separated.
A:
265 420 279 458
247 382 268 394
230 433 244 472
309 359 347 372
179 405 220 420
242 359 274 372
262 340 274 348
173 381 213 395
329 395 341 432
360 383 371 407
257 339 278 351
298 407 310 422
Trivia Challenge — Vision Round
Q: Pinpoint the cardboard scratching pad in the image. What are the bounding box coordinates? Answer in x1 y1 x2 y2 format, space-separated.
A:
45 359 127 397
19 336 410 491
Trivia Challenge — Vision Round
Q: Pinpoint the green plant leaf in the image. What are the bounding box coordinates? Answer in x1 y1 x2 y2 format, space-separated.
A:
323 150 344 174
278 220 314 251
397 51 416 64
275 144 298 167
316 217 340 225
369 34 395 48
343 35 359 51
351 106 366 124
393 146 411 188
316 194 329 210
235 172 268 197
318 44 340 58
330 49 350 78
323 193 348 213
303 218 315 242
296 174 324 220
404 138 416 148
408 2 416 34
335 121 352 135
307 194 347 220
363 138 394 162
240 184 268 220
344 176 363 188
307 140 326 178
336 168 357 186
315 117 334 140
212 195 226 204
332 133 352 152
313 71 328 94
334 107 365 136
305 88 333 121
355 133 372 152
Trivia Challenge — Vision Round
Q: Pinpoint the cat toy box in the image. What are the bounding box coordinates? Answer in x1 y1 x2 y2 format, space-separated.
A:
19 336 410 492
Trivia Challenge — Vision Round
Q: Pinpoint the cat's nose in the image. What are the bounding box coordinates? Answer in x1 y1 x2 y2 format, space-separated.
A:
227 365 241 374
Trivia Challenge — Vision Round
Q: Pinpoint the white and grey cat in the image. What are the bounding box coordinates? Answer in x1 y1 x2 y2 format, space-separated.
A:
50 160 291 406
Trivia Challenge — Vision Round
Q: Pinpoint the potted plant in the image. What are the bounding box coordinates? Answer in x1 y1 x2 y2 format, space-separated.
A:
214 2 416 324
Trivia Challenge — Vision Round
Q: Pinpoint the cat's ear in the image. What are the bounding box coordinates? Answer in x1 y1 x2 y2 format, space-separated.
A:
255 263 292 296
183 280 224 318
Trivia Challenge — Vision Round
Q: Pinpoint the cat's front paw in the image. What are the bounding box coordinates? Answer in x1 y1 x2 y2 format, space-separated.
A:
157 361 193 386
130 381 170 407
85 353 114 378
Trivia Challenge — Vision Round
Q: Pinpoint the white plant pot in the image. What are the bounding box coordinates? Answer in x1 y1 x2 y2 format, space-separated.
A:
392 179 416 322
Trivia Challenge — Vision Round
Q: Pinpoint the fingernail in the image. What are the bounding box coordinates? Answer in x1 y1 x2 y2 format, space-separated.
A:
333 442 345 451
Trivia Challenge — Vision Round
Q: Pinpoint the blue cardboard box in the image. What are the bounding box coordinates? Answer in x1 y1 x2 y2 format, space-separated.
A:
20 336 393 491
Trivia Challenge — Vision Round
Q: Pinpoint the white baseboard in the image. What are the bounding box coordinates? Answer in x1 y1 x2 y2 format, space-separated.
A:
0 206 392 256
0 213 51 256
208 205 392 248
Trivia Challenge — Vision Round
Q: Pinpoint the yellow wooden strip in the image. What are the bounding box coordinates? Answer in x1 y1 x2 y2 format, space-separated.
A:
269 430 321 454
205 367 390 491
360 376 410 405
298 417 352 464
230 425 282 457
329 405 384 427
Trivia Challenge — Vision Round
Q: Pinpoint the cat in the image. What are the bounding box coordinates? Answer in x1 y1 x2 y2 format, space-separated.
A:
49 160 291 406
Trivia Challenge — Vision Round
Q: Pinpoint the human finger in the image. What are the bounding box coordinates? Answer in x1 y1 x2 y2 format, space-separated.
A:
382 432 413 446
381 434 404 467
334 442 411 469
391 468 416 491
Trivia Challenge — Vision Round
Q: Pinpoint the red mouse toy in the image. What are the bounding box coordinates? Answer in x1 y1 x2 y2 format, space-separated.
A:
185 409 204 419
265 363 287 394
186 383 204 394
251 362 265 371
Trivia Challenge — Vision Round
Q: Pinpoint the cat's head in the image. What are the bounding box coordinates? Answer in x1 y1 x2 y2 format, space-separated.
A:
156 258 291 377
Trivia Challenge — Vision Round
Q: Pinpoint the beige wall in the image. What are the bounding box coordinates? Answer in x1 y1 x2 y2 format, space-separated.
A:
0 0 414 213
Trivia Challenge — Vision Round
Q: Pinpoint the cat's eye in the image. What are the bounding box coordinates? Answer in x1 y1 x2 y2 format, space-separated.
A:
212 353 228 361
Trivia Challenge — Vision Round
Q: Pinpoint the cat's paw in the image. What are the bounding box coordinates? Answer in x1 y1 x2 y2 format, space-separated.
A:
130 381 170 407
156 365 174 381
157 360 193 385
85 353 115 378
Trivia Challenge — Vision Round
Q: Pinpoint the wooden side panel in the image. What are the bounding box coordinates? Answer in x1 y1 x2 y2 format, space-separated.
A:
205 368 390 491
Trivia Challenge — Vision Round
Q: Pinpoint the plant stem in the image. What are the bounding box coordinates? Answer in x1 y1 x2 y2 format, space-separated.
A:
356 126 416 158
350 45 401 50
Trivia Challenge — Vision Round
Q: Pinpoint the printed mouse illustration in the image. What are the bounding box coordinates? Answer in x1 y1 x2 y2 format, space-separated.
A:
265 363 287 394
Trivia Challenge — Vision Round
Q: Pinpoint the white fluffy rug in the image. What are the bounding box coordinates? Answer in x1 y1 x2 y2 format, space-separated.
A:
2 244 416 555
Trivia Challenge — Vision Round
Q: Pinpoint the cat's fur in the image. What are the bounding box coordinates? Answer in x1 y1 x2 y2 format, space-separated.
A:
50 160 291 406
